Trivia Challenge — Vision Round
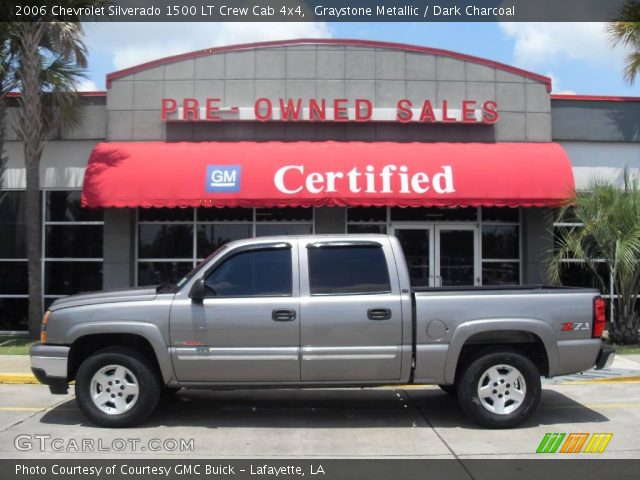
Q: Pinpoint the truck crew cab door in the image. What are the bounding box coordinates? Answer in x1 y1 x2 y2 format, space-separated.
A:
170 241 300 383
299 239 403 382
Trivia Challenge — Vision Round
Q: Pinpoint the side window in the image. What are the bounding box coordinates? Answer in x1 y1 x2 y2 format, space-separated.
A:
308 245 392 295
205 248 292 297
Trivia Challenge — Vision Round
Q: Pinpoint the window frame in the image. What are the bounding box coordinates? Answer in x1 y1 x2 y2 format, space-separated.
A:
348 207 522 286
42 190 104 305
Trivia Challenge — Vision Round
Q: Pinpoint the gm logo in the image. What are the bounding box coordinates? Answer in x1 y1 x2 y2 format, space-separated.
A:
206 165 241 192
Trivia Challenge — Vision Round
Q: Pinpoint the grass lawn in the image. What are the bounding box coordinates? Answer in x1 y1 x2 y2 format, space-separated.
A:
611 344 640 355
0 335 36 355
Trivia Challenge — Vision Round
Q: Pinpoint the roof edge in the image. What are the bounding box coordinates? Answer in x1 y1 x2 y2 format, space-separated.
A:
7 91 106 98
105 38 552 92
552 94 640 102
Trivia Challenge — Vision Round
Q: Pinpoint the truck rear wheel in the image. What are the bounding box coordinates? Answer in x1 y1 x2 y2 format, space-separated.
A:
457 349 541 429
75 347 161 428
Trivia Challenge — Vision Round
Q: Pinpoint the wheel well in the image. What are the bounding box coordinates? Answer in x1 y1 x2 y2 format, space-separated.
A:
67 333 161 381
454 330 549 381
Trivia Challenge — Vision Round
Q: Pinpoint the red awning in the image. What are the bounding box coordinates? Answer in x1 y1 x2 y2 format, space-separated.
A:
81 141 575 208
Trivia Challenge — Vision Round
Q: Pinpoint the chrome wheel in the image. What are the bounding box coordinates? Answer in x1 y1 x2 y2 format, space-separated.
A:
476 364 526 415
90 364 139 415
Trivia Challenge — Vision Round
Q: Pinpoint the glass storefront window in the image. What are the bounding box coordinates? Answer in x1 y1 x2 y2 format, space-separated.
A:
197 224 252 258
45 225 103 258
44 191 104 309
390 207 477 222
255 223 312 237
45 261 103 295
137 207 312 286
138 262 194 287
139 207 193 222
0 191 26 258
347 224 387 234
47 190 102 222
0 261 28 294
559 261 610 289
138 224 193 259
197 207 252 222
482 225 519 259
482 262 520 285
481 207 519 223
256 207 312 222
347 207 387 223
0 298 28 330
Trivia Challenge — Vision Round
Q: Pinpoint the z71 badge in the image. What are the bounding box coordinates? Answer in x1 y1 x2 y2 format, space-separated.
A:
562 322 591 331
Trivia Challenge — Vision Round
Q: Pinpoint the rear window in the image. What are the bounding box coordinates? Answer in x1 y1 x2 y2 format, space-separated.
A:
308 245 392 295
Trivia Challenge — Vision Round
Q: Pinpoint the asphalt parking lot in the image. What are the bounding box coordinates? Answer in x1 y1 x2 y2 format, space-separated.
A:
0 379 638 459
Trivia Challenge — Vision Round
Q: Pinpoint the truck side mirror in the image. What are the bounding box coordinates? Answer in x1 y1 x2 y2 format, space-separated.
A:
189 278 206 302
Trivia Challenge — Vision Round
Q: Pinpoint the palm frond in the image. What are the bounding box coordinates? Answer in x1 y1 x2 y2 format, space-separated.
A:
546 167 640 332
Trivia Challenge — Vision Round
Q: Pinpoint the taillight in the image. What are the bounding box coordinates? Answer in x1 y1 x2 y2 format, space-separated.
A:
40 311 51 343
593 297 606 338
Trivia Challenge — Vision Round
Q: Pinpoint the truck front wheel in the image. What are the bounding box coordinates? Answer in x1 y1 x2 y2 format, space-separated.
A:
75 347 161 428
457 349 541 429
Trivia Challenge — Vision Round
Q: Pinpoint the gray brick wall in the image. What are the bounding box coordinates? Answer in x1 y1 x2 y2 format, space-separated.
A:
5 97 107 141
552 99 640 142
107 43 551 142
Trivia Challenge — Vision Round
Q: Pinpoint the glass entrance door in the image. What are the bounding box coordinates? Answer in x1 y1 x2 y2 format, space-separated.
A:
435 226 478 286
392 225 479 287
393 227 434 288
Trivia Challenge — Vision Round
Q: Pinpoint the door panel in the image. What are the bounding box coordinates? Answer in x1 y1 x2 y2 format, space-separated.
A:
170 244 300 383
299 241 403 382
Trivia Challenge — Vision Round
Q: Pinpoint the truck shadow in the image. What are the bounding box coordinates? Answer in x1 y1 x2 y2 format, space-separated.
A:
39 387 608 429
405 388 610 429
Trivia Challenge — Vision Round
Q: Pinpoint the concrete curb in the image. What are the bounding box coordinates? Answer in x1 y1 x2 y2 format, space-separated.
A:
559 376 640 385
0 373 38 384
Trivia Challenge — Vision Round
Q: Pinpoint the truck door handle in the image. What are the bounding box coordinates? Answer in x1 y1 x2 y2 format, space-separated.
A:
367 308 392 320
272 309 296 321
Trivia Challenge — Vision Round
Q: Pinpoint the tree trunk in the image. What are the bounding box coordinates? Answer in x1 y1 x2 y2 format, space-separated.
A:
18 24 45 338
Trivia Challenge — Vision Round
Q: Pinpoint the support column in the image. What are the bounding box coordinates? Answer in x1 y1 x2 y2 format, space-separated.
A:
522 207 554 284
314 207 346 234
102 208 135 289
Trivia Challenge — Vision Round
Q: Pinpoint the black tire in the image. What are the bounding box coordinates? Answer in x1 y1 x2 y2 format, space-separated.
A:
438 384 457 395
457 349 541 429
75 347 161 428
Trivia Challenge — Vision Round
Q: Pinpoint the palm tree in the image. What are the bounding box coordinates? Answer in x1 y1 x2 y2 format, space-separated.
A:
609 1 640 84
14 21 89 337
546 171 640 344
0 23 20 205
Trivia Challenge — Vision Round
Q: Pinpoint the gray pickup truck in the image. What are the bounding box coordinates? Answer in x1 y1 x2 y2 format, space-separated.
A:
30 234 614 428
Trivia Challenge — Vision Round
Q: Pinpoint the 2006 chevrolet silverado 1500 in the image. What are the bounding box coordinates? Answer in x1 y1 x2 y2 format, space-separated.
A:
30 234 615 428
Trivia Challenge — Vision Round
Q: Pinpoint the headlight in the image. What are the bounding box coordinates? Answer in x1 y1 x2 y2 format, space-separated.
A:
40 311 51 343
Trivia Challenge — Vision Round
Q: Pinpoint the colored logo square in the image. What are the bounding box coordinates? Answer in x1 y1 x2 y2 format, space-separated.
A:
206 165 241 193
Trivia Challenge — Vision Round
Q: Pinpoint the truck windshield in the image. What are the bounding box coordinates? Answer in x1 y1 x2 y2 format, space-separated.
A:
161 245 228 293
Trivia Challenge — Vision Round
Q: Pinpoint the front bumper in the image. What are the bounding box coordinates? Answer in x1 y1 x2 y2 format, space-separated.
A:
30 344 70 394
594 344 616 370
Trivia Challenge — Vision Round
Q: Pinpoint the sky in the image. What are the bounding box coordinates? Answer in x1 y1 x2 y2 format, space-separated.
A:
79 22 640 96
